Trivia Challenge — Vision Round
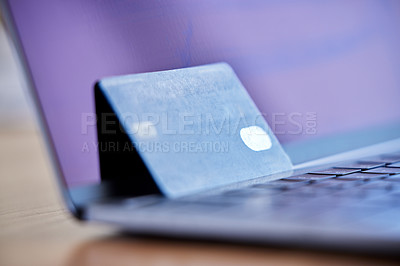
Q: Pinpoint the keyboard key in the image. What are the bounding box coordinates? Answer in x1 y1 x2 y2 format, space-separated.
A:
363 167 400 175
387 162 400 168
334 161 384 170
335 172 388 181
281 174 335 182
309 168 360 176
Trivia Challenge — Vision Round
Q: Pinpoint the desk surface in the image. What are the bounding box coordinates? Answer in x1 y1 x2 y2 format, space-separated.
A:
0 128 398 266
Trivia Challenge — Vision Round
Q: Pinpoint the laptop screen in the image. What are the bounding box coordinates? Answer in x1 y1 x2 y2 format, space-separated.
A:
5 0 400 187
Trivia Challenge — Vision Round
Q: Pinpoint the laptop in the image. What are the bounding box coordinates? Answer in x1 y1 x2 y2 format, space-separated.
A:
2 0 400 254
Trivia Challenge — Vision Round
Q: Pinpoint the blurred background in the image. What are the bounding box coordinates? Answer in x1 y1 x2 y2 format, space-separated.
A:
0 14 33 130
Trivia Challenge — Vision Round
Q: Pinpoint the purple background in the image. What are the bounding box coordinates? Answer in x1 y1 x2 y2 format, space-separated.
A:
8 0 400 187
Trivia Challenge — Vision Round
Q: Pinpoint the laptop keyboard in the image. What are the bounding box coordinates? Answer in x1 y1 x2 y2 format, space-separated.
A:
164 153 400 230
219 155 400 207
114 153 400 234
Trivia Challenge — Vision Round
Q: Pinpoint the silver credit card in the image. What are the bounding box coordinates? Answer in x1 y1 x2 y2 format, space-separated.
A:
97 63 292 197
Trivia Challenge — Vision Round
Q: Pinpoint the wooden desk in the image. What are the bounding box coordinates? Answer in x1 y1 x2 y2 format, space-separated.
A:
0 128 397 266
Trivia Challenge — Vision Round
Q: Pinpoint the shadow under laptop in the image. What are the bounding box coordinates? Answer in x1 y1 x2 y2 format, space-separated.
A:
65 234 399 266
